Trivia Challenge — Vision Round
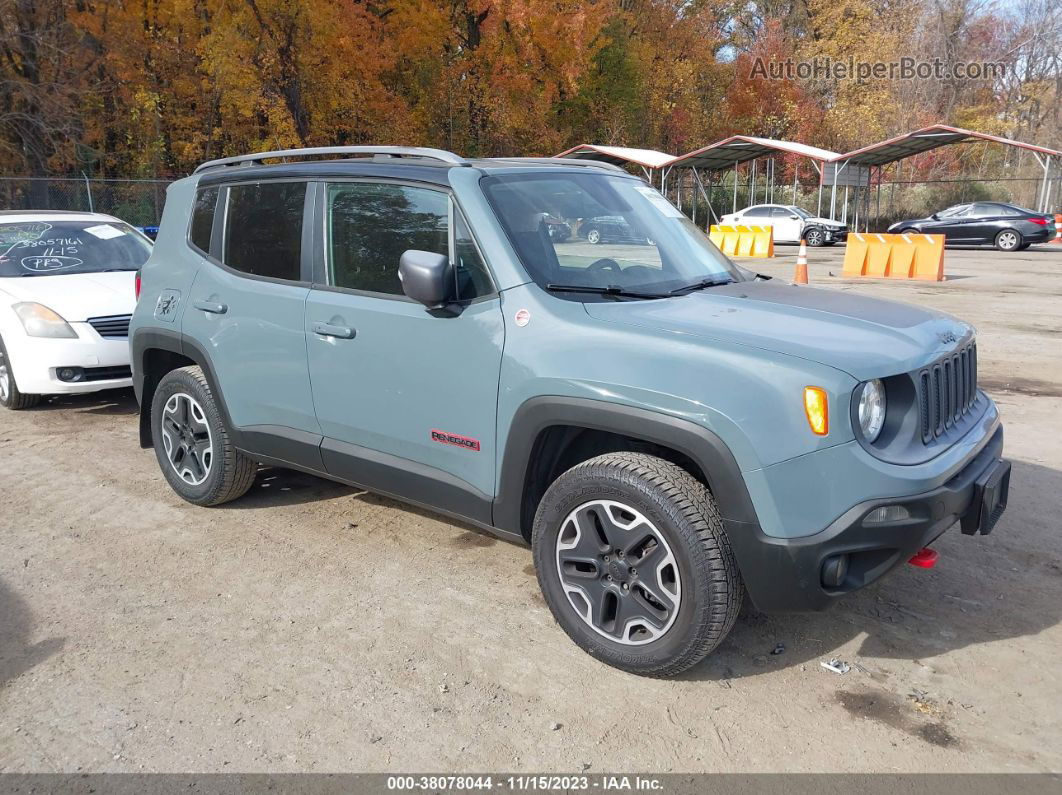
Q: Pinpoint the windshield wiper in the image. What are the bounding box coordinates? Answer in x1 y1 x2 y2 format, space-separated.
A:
545 283 668 300
668 277 733 295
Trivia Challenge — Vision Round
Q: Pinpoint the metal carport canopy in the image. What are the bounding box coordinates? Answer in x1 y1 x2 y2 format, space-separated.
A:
831 123 1062 218
667 135 839 171
831 123 1061 166
554 144 677 171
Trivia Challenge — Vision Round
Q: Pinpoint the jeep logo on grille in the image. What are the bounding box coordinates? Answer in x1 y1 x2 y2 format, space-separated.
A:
431 430 481 451
938 330 958 345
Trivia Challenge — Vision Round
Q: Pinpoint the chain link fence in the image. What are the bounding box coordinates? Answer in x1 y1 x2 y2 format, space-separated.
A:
0 177 172 227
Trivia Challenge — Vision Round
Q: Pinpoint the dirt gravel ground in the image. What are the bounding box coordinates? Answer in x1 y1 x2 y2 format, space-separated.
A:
1 245 1060 774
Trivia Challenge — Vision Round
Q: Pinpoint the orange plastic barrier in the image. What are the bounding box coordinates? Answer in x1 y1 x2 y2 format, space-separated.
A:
708 224 774 258
842 232 944 281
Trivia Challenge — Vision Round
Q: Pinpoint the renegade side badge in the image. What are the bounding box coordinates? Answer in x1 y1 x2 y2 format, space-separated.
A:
514 308 530 327
431 430 481 451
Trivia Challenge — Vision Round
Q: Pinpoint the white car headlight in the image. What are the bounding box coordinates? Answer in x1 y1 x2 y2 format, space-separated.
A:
857 379 886 442
13 302 78 338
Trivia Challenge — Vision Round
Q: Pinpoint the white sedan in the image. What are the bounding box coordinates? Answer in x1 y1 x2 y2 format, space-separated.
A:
719 204 847 246
0 211 152 409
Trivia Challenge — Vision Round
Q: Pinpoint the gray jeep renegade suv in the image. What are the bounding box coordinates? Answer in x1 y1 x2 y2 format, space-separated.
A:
130 146 1011 676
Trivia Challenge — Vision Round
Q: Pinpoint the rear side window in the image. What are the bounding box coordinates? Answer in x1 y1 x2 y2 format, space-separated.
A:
189 187 218 254
223 182 306 281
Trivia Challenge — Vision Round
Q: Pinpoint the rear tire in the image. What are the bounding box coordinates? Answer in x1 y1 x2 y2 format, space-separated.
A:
995 229 1021 251
585 227 602 245
0 336 41 410
150 365 257 506
532 452 743 677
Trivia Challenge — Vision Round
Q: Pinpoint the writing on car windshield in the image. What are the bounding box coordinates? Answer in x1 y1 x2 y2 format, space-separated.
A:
0 220 152 277
482 172 743 301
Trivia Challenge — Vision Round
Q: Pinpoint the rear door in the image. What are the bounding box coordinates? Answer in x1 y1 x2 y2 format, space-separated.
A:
182 179 321 460
304 179 503 524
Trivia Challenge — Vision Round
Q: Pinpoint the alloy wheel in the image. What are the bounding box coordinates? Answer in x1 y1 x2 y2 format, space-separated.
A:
160 392 214 486
998 231 1018 250
555 499 681 645
805 229 823 246
586 228 601 244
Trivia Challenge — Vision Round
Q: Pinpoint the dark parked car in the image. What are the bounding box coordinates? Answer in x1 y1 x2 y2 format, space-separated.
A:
888 202 1052 251
578 215 652 245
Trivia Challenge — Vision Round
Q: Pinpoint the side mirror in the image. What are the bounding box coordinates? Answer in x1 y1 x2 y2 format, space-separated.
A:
399 250 453 310
789 214 800 220
930 213 939 220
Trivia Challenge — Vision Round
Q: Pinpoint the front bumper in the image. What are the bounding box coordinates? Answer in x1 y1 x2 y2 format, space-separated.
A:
727 425 1008 612
824 228 847 242
4 323 132 395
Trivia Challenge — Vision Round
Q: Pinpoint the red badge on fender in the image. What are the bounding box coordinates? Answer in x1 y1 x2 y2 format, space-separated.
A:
431 430 481 451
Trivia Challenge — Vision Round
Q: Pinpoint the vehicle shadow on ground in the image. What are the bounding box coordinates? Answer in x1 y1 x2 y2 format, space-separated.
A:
30 387 138 416
222 467 357 509
0 579 65 688
680 458 1062 681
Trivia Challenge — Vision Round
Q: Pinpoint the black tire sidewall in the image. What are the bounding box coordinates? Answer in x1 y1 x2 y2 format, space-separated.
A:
805 228 824 246
151 368 230 504
532 465 721 673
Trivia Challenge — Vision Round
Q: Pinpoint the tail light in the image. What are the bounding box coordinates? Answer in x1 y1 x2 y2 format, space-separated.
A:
1029 217 1048 225
135 270 142 300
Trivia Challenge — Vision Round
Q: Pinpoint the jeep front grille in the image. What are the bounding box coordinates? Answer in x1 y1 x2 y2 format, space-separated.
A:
918 342 977 443
87 314 131 338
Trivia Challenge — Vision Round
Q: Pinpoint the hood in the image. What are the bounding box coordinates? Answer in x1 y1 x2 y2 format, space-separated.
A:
583 280 971 381
0 271 136 322
806 216 845 228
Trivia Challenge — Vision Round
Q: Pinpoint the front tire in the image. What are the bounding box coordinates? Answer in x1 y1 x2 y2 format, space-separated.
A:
151 365 257 506
585 227 602 245
532 452 743 677
0 336 41 410
804 227 825 247
995 229 1021 251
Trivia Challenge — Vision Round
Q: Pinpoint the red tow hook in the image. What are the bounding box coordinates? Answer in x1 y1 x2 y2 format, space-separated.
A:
908 547 939 568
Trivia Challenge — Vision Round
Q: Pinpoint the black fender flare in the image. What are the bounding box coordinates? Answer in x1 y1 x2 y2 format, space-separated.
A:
491 396 761 536
131 328 236 449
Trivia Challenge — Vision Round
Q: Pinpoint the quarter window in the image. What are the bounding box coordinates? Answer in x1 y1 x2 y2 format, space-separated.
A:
189 187 218 254
223 182 306 281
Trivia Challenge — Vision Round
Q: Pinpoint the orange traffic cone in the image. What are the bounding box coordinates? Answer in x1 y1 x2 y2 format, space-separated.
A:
794 239 809 284
1050 213 1062 244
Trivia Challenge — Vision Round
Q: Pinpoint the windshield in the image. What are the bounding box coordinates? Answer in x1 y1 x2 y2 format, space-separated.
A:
0 219 152 277
789 206 812 219
482 172 744 299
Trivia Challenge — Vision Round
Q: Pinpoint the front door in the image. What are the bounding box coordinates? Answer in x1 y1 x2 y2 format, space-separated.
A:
305 180 502 524
769 207 802 242
926 204 975 242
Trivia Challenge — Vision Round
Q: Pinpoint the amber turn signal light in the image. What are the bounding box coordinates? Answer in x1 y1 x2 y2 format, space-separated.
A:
804 387 829 436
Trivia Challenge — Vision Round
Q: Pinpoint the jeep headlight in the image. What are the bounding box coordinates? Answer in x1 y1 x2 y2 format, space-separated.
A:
13 302 78 338
857 379 886 442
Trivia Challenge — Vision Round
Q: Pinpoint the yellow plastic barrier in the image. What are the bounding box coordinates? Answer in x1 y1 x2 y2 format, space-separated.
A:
842 232 944 281
708 225 775 258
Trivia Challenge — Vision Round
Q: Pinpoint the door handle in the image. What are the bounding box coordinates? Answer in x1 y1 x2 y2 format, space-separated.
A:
193 299 227 314
313 321 356 339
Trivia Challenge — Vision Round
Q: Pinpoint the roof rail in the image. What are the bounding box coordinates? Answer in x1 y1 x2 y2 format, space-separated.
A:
489 157 628 173
193 146 468 174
